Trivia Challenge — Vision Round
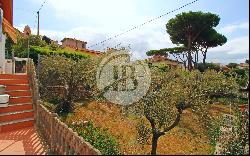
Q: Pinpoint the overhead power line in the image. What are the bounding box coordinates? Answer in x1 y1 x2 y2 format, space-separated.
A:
88 0 199 49
38 0 47 12
33 14 38 31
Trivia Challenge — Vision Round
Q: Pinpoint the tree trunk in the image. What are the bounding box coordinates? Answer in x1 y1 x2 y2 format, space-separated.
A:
202 54 206 66
187 36 193 71
195 51 199 69
151 133 160 155
202 48 208 67
187 51 193 71
194 51 198 69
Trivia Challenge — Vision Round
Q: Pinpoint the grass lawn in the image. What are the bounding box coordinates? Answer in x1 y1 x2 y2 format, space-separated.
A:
64 101 226 155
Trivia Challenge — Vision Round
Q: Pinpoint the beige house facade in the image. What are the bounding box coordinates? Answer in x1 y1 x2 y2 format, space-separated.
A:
61 38 87 50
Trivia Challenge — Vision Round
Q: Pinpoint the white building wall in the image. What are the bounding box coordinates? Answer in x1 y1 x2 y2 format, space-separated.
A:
0 34 5 74
5 59 13 74
0 8 6 74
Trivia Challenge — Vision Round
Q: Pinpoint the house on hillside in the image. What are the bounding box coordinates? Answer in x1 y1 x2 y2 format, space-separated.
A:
221 65 230 72
61 38 87 49
61 37 102 57
148 55 184 69
237 63 249 70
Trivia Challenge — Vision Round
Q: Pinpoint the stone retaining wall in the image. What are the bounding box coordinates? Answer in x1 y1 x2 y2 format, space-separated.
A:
36 102 101 155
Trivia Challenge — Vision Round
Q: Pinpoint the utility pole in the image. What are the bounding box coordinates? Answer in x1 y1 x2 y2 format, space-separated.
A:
37 11 40 36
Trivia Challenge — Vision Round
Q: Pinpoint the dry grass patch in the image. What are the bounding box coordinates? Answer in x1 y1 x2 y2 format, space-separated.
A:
66 101 213 155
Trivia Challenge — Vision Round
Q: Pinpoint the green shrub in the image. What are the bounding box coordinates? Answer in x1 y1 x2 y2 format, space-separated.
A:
197 62 221 72
221 110 249 155
29 46 89 64
17 46 89 64
206 116 222 148
48 97 64 105
227 63 238 69
41 102 56 112
224 68 249 87
212 97 248 105
70 122 121 155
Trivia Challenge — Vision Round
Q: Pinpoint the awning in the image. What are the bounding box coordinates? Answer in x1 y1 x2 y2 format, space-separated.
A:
2 17 17 43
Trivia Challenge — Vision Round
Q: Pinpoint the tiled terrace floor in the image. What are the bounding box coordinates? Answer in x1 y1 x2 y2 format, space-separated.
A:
0 127 47 155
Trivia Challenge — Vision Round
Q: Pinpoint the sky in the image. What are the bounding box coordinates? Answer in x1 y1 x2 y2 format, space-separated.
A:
13 0 249 64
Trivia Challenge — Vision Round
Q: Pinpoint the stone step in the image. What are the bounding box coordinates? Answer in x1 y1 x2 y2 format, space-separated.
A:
0 74 34 133
9 96 32 104
0 103 33 114
5 85 30 91
0 79 29 85
0 110 34 123
5 90 31 97
0 74 28 80
0 118 34 133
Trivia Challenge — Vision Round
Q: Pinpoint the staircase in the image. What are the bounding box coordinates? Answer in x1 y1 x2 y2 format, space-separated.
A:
0 74 34 133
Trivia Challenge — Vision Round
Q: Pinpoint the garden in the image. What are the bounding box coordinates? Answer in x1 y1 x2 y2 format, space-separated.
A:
38 53 248 155
7 11 249 155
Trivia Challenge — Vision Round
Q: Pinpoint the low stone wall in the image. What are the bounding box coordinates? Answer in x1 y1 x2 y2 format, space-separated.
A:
27 59 101 155
36 102 101 155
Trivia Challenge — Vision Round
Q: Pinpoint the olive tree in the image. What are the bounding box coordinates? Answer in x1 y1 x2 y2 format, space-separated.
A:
131 68 239 155
40 55 98 114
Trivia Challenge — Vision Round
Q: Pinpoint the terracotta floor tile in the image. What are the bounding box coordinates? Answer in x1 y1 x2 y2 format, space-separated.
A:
0 126 47 155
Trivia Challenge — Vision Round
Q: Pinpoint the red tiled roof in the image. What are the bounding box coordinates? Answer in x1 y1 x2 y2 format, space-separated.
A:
61 37 87 44
149 55 182 63
64 46 102 56
78 48 102 55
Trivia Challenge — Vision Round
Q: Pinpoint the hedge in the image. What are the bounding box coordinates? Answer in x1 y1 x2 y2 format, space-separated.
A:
18 46 90 64
30 46 89 60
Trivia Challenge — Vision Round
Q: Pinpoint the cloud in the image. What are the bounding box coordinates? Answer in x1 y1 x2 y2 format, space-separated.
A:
15 21 174 60
29 0 173 32
15 22 249 64
207 36 249 64
17 1 249 64
209 36 249 54
219 22 249 34
31 0 146 31
25 0 178 60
